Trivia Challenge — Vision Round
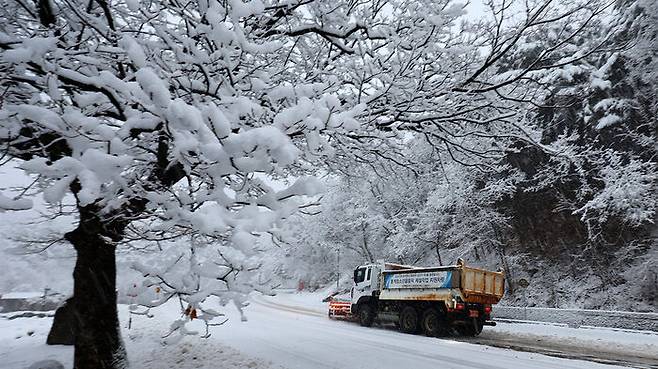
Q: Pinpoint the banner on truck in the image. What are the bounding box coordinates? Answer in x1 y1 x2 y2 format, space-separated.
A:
384 271 452 289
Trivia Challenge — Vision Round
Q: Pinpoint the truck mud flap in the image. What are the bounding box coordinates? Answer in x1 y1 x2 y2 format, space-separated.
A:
452 320 495 326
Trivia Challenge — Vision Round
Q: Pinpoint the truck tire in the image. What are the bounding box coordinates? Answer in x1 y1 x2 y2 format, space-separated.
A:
358 304 374 327
399 306 420 334
421 308 446 337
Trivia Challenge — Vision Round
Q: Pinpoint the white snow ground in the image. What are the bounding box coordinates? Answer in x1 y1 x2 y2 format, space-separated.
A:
0 305 280 369
1 290 657 369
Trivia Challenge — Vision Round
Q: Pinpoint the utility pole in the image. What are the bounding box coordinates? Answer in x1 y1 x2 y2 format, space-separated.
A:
336 247 340 290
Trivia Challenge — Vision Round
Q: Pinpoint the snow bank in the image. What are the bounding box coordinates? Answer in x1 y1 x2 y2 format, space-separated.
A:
135 339 279 369
0 303 283 369
1 292 44 299
488 321 658 361
0 193 32 211
493 306 658 332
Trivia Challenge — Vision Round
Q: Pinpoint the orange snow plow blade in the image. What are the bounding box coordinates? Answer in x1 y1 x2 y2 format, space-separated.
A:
328 299 352 319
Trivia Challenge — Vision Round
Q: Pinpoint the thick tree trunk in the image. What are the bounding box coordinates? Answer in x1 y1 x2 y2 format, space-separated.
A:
47 145 182 368
46 297 77 345
65 220 127 369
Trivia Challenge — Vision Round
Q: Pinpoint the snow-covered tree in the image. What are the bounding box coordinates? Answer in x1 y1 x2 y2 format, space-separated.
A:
0 0 347 366
0 0 617 367
284 136 521 281
499 0 657 261
281 0 658 310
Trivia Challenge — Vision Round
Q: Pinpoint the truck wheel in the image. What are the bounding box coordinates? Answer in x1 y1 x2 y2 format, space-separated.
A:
358 305 374 327
421 309 446 337
399 306 420 334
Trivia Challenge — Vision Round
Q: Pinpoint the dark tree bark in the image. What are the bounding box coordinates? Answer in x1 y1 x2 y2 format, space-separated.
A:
64 209 127 369
54 164 183 368
46 297 77 345
4 94 184 368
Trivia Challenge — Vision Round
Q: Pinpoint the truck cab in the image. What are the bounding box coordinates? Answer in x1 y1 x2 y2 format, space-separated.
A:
351 264 380 306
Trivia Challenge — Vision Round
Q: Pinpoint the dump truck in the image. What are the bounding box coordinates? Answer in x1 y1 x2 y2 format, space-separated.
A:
345 259 505 336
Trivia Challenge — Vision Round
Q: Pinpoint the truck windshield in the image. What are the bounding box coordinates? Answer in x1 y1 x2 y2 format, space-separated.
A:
354 267 366 283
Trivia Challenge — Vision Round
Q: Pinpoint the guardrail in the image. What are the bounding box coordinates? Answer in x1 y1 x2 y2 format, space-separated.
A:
492 306 658 332
0 297 62 313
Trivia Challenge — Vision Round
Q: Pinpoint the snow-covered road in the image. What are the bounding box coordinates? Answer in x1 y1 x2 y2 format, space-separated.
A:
3 291 656 369
212 293 650 369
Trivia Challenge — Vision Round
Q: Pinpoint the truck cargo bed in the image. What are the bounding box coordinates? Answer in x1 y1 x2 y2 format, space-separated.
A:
378 263 504 305
460 265 505 304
